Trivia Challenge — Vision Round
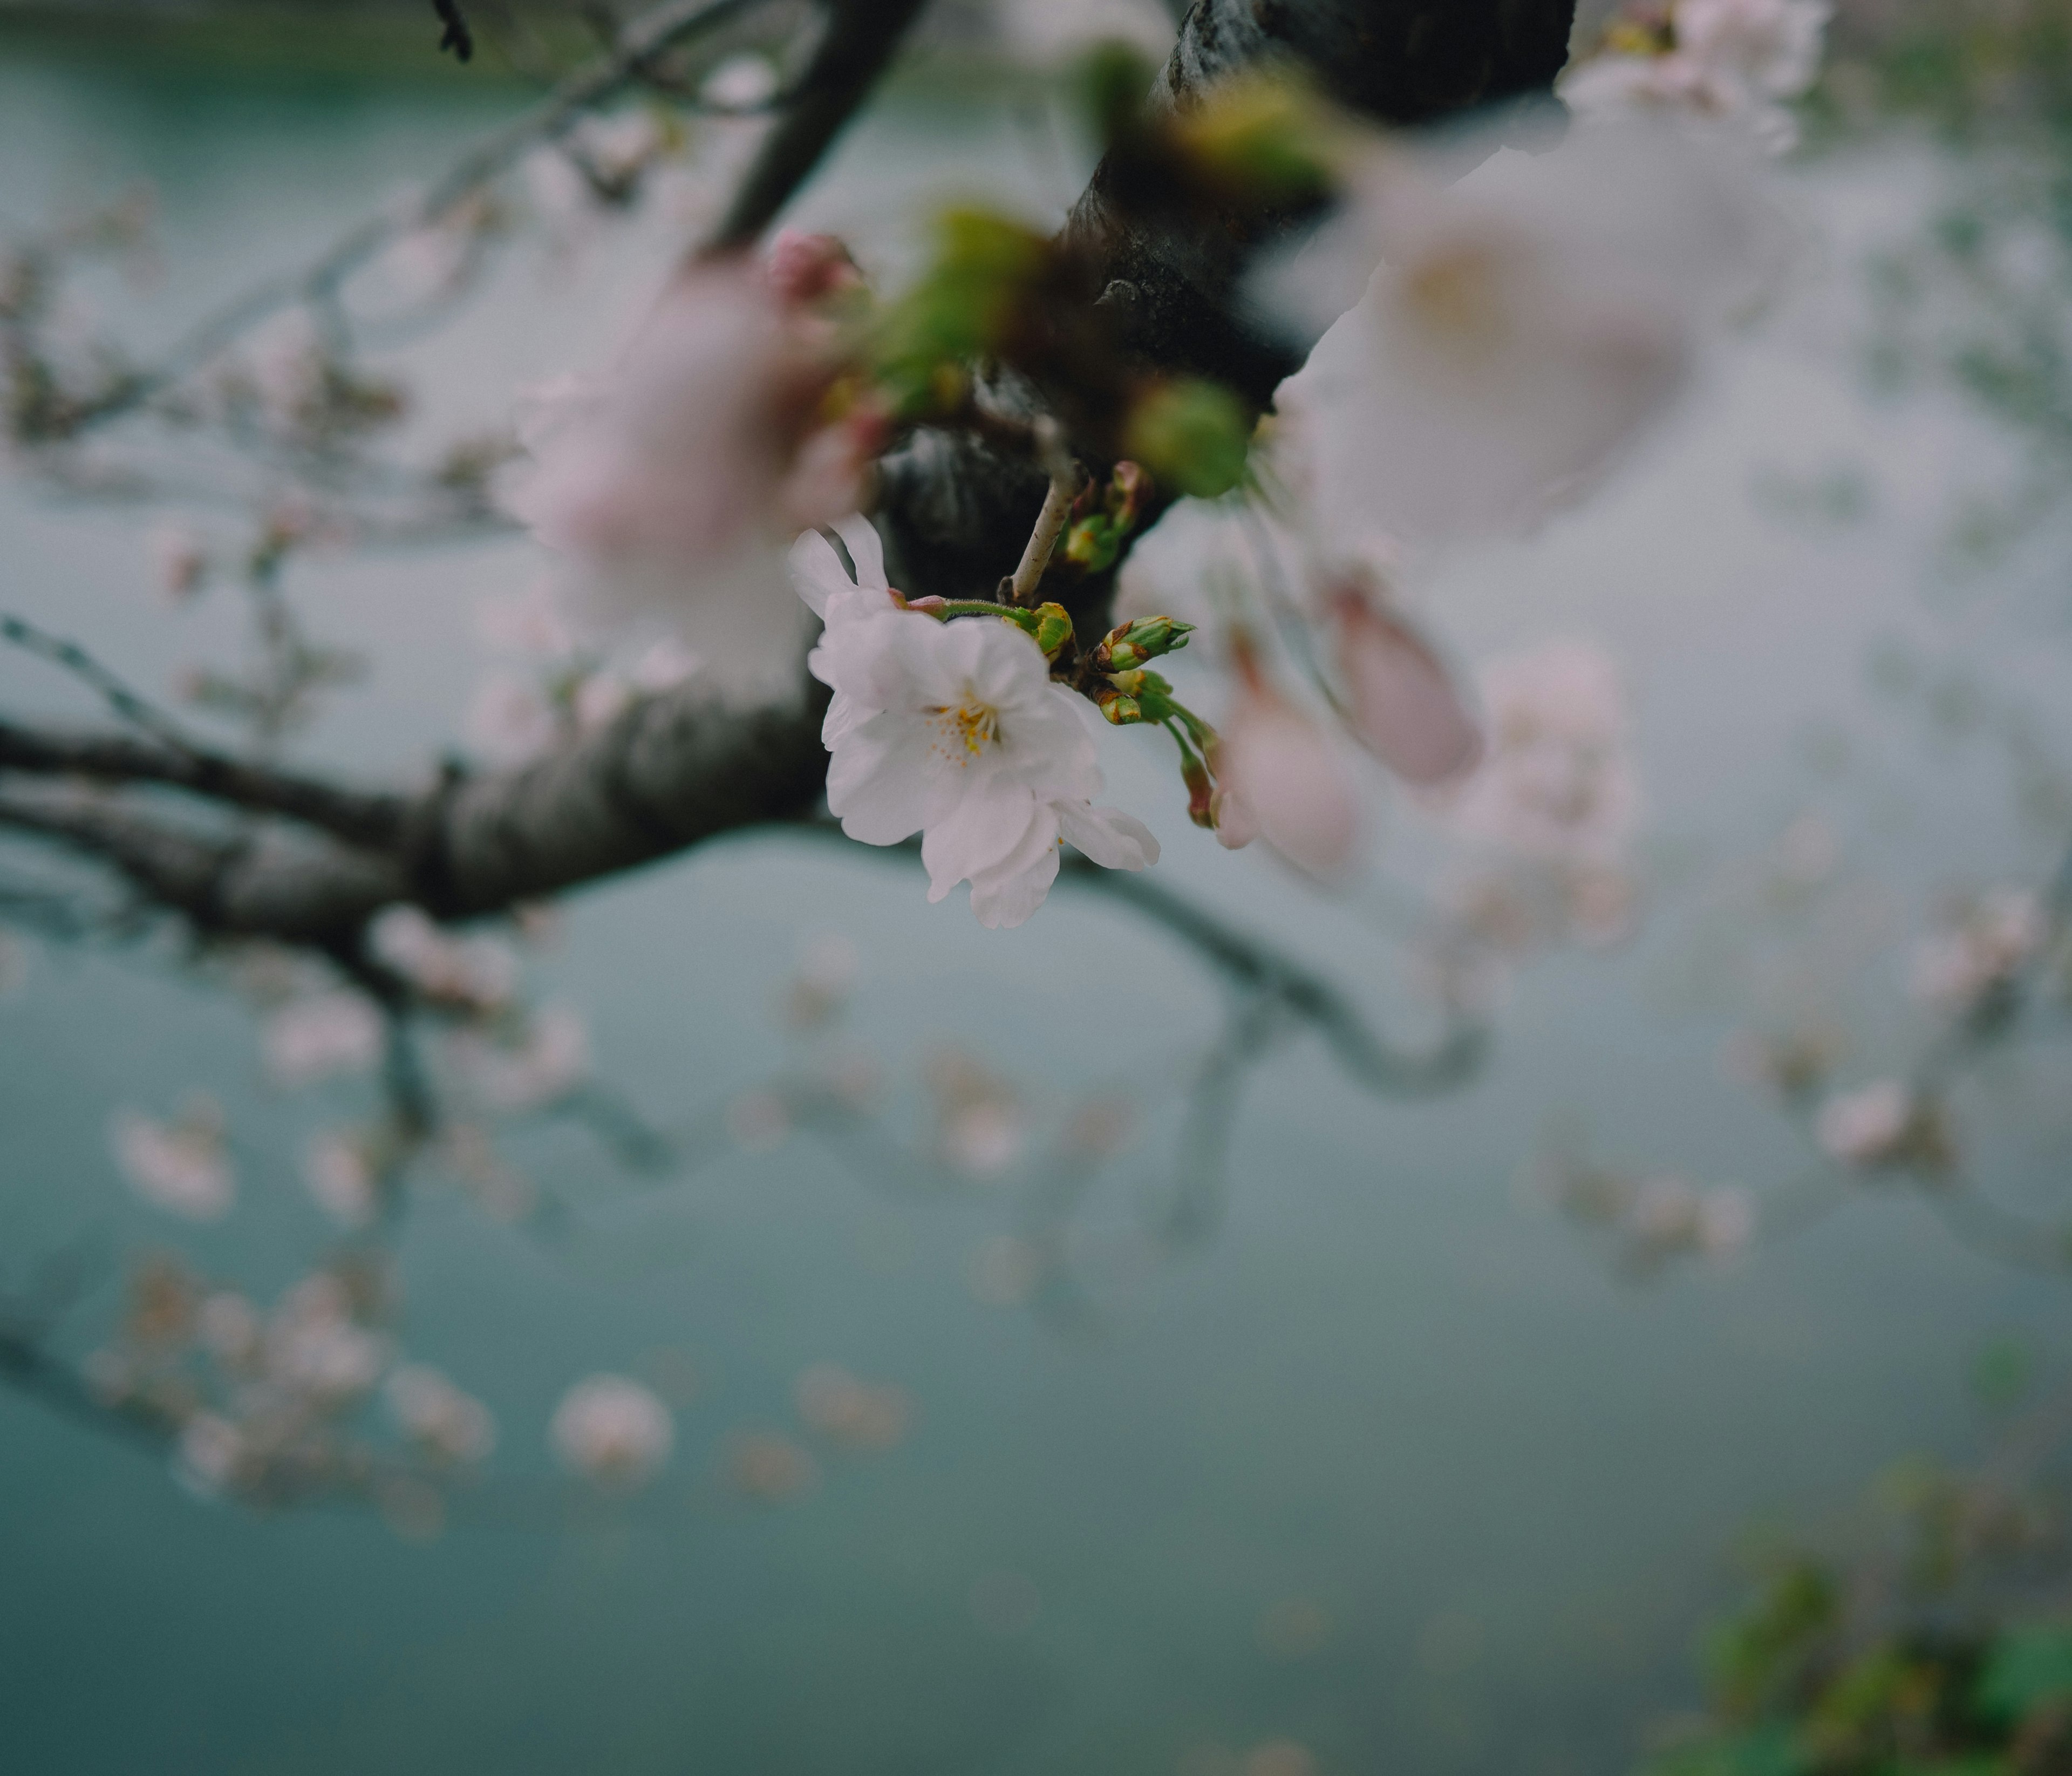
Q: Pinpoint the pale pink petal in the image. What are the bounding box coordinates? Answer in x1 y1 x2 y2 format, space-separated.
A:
1057 802 1160 871
1218 696 1362 877
1331 586 1482 784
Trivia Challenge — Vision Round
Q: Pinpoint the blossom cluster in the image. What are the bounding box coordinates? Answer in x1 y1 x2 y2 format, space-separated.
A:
1560 0 1834 152
482 61 1800 927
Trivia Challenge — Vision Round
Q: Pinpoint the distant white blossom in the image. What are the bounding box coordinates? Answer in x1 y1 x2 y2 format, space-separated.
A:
551 1373 672 1488
303 1129 380 1229
111 1102 235 1221
1910 888 2049 1015
475 580 575 658
265 1274 388 1404
196 1291 262 1366
146 522 209 603
1439 642 1639 863
386 1364 496 1465
1816 1080 1916 1168
261 990 384 1088
175 1411 246 1498
369 906 518 1012
450 1004 589 1110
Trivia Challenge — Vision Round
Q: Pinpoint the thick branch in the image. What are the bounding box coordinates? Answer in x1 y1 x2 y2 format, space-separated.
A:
0 680 829 947
0 719 407 850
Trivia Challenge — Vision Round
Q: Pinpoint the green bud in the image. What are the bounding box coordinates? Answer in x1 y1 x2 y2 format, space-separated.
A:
1000 601 1074 659
1123 379 1251 499
1029 602 1074 660
1096 616 1192 672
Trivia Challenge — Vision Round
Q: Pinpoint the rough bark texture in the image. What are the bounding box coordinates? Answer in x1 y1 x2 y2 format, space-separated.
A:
0 0 1578 956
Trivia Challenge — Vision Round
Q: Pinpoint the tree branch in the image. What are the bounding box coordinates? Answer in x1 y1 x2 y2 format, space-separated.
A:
697 0 933 256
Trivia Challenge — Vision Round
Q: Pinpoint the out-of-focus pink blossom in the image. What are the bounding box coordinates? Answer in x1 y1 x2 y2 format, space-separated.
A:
1323 574 1481 785
111 1101 235 1221
1212 658 1362 877
261 990 383 1088
146 522 209 604
551 1373 672 1489
1265 119 1776 552
500 243 880 696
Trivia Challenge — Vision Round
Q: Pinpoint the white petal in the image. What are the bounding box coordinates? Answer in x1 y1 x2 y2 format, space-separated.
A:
788 529 854 618
829 513 888 593
922 782 1043 900
827 714 944 845
1057 801 1160 872
966 812 1066 929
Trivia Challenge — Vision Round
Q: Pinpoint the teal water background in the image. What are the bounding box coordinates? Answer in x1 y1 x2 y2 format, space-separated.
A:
3 43 2071 1776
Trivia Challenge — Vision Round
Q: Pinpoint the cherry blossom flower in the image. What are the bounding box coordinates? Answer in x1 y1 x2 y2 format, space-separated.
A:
111 1101 235 1221
449 1004 589 1110
175 1412 247 1498
146 522 209 604
261 990 384 1088
800 524 1159 927
265 1275 388 1404
726 1430 818 1502
1437 642 1640 864
1211 659 1363 877
1682 0 1829 96
1909 888 2049 1016
570 637 703 732
1268 119 1775 552
550 1374 672 1489
386 1365 496 1465
794 1364 912 1451
1816 1080 1916 1168
501 241 876 696
1560 0 1831 152
303 1129 380 1229
197 1291 262 1366
367 906 518 1012
1323 572 1481 785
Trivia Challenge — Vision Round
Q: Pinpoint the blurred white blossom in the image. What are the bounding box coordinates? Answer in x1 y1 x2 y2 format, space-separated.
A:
1816 1080 1916 1168
386 1364 496 1465
303 1129 380 1229
1269 119 1775 553
500 239 876 696
550 1373 672 1488
1438 642 1639 863
465 671 557 766
450 1004 589 1110
111 1101 235 1221
1910 888 2049 1016
369 906 518 1012
261 990 383 1088
1562 0 1832 152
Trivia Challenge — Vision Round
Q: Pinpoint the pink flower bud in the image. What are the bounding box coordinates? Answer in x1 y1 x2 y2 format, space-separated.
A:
762 230 862 307
1327 577 1481 785
1214 655 1361 875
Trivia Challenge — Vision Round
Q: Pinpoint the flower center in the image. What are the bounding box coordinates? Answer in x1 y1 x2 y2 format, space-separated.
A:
928 698 1000 762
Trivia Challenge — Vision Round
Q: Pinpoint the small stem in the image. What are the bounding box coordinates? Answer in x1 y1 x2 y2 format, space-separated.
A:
933 599 1020 621
1008 464 1081 608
